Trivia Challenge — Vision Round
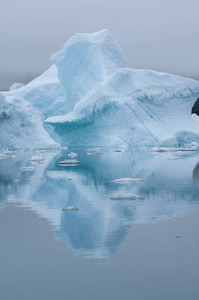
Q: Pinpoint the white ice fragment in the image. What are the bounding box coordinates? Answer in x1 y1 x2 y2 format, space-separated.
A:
58 159 80 165
110 194 145 200
87 152 101 155
62 206 79 211
20 166 34 171
86 148 101 151
113 178 144 183
30 155 44 162
68 152 78 158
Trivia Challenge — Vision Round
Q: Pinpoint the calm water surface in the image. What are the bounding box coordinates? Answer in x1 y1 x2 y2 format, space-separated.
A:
0 147 199 300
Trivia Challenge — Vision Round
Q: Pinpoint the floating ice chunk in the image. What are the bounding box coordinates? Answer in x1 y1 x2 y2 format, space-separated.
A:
86 148 101 151
58 159 80 165
20 166 35 171
68 152 78 158
62 206 79 211
30 155 44 162
4 30 199 148
113 178 144 183
110 194 145 200
87 152 101 155
9 83 24 91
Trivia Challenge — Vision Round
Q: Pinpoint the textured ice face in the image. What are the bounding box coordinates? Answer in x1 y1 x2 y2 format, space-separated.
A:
4 66 67 119
51 29 129 112
0 93 59 150
46 68 199 147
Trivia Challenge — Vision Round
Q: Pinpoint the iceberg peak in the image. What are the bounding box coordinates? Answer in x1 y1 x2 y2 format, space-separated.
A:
51 29 129 112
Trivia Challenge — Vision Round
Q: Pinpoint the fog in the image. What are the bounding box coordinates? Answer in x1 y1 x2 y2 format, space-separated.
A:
0 0 199 90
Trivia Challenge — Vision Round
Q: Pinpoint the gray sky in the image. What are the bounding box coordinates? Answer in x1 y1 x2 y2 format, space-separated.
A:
0 0 199 90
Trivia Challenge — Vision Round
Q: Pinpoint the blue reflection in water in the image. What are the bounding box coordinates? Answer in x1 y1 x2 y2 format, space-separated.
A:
0 147 199 259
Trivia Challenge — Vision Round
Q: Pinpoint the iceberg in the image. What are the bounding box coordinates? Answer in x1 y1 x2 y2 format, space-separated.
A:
2 29 199 148
0 92 59 150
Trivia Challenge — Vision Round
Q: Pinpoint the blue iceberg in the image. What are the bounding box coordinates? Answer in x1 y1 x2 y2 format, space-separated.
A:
2 29 199 149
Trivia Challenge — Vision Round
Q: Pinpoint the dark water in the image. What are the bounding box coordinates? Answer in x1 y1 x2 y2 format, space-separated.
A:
1 147 199 300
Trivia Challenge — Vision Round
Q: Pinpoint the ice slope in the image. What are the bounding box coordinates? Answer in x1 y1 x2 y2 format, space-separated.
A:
46 68 199 147
51 29 129 112
4 65 66 118
0 92 59 150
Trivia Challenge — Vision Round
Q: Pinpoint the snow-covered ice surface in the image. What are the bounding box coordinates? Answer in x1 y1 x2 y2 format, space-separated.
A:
2 29 199 149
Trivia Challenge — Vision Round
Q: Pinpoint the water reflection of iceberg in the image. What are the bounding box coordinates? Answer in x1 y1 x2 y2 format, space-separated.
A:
0 147 199 259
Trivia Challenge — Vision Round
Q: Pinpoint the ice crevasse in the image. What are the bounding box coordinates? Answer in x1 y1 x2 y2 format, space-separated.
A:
2 29 199 149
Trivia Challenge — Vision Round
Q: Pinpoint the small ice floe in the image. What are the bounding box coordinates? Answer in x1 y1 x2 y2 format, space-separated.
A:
86 148 100 152
168 157 184 160
87 152 101 155
58 159 80 166
30 155 44 162
61 146 68 150
62 206 79 211
112 148 129 152
14 179 19 182
68 152 78 158
113 177 144 183
110 193 145 200
20 166 34 171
